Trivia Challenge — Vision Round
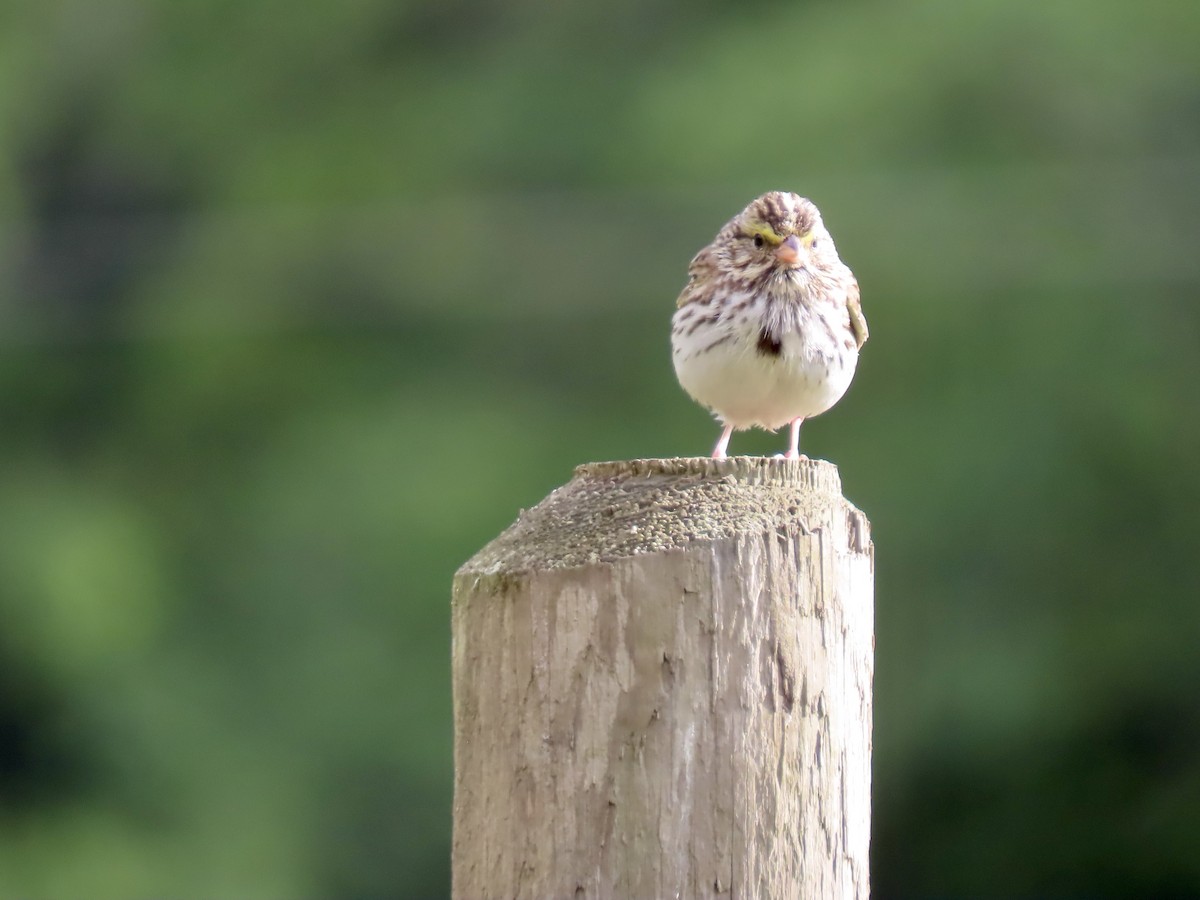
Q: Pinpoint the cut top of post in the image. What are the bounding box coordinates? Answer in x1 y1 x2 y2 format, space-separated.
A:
457 457 869 579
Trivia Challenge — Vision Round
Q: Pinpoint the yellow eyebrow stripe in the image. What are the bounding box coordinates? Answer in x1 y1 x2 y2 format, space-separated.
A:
746 223 783 245
746 224 814 246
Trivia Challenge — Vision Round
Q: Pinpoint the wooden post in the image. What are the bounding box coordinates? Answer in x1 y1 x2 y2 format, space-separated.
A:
452 457 874 899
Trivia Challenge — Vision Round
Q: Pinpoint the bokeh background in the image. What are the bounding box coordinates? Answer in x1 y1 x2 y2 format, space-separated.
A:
2 0 1199 897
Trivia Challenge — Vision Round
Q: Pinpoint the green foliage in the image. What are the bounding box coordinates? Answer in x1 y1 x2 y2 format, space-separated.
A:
2 0 1199 896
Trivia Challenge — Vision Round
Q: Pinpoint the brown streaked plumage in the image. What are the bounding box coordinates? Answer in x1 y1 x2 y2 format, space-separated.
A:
671 192 867 460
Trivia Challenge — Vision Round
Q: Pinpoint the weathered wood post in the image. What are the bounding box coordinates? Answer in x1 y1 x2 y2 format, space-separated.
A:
452 457 874 899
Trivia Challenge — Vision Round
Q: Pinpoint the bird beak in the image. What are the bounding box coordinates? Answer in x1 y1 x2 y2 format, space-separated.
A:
774 234 805 267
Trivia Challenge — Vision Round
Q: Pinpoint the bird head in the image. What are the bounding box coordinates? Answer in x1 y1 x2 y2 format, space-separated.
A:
719 191 835 278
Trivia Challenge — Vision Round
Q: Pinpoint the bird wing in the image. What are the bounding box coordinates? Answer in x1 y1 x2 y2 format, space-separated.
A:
676 248 717 308
846 278 868 348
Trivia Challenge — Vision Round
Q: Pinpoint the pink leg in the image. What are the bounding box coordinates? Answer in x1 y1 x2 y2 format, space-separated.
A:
784 417 804 459
712 423 734 459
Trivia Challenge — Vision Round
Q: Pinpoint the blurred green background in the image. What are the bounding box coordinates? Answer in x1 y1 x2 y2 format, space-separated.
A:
2 0 1199 897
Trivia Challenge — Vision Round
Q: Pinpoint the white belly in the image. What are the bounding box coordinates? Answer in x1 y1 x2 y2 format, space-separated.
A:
673 322 858 431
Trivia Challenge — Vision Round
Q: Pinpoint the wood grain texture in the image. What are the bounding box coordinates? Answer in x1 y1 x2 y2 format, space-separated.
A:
453 458 873 899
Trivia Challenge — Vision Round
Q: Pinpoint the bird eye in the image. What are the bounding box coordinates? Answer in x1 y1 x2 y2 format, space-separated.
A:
752 234 765 248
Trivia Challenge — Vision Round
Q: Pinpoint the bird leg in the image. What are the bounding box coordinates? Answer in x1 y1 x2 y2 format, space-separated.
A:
712 423 734 459
784 417 805 459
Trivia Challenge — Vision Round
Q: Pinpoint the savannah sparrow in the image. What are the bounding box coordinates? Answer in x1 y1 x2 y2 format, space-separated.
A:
671 191 868 460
